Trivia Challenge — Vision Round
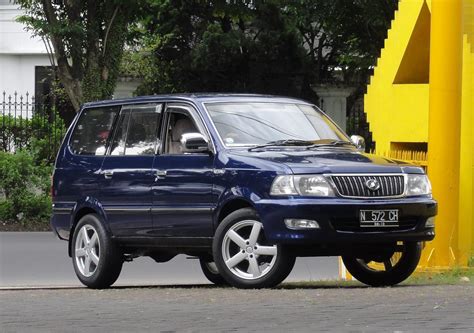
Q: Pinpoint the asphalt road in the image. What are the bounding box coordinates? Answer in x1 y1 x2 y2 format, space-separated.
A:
0 232 338 288
1 285 473 332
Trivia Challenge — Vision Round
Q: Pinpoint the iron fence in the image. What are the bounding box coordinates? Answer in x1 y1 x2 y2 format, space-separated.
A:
1 91 66 162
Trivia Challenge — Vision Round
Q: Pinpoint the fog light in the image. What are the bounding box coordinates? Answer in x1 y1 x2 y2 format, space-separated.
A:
426 217 435 227
284 219 320 230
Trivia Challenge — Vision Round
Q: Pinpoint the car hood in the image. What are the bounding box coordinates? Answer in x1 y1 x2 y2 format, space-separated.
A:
228 148 424 174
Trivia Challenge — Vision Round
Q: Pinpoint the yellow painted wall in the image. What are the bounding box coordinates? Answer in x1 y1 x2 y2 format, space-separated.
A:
364 0 473 266
458 0 473 265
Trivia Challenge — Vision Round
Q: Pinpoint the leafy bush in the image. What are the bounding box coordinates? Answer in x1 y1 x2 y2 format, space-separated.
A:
0 114 31 152
0 151 52 226
0 109 66 164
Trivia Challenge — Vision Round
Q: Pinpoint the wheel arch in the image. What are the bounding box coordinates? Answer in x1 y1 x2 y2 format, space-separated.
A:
214 197 255 228
68 200 108 257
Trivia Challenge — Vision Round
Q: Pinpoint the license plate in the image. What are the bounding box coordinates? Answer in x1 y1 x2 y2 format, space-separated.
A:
360 209 399 227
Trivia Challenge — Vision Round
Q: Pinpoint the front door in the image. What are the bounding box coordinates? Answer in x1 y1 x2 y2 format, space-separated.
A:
151 104 215 238
100 103 162 237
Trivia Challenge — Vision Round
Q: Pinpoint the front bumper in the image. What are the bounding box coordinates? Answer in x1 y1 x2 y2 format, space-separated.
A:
255 196 437 244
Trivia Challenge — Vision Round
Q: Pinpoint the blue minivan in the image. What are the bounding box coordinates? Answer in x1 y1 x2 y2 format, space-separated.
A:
51 94 436 289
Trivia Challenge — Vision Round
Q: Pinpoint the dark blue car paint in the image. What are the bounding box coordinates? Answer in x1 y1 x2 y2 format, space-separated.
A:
51 94 436 255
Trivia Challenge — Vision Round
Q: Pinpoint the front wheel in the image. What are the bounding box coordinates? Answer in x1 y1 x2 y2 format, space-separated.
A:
72 214 123 289
213 208 295 289
342 241 422 287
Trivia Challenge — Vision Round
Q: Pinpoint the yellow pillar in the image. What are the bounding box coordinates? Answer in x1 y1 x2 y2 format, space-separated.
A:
425 0 464 267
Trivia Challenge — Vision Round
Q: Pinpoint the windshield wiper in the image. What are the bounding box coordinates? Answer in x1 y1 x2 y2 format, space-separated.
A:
306 140 355 149
248 139 314 151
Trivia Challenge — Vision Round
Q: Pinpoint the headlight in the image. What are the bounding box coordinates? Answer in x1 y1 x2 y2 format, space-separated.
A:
270 175 335 197
406 174 432 196
270 175 298 195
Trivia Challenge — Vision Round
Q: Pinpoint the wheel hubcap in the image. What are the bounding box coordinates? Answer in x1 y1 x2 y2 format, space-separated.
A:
75 224 100 277
222 220 277 280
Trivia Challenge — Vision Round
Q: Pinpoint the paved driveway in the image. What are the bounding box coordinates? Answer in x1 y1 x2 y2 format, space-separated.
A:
1 285 473 332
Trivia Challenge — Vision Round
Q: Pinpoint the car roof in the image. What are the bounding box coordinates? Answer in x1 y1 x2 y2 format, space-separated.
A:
81 93 313 109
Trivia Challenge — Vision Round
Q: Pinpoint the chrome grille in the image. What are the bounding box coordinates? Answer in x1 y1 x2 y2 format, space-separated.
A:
330 175 405 198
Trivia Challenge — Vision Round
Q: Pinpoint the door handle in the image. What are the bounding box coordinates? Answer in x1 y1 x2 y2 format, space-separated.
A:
104 170 114 179
155 170 167 181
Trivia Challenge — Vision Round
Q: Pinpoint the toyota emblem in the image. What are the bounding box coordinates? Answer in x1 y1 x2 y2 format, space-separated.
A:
365 178 381 191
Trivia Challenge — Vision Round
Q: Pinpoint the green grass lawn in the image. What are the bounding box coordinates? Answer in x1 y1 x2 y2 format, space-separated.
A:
405 267 474 285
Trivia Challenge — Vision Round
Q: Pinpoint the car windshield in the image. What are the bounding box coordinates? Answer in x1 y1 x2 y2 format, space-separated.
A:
206 102 350 147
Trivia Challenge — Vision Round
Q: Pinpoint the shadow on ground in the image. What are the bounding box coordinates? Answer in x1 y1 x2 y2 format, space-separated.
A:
3 282 449 291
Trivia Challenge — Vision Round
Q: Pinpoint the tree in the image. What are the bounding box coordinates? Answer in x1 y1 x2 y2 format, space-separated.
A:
134 0 308 98
131 0 396 103
285 0 398 85
16 0 145 112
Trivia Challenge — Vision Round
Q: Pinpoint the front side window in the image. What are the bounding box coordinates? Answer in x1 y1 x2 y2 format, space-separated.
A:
70 106 120 155
206 102 349 146
109 104 162 156
164 110 201 154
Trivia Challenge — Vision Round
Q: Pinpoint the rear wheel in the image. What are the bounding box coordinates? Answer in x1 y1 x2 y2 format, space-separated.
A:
213 208 295 289
199 259 229 286
342 241 422 287
72 214 123 289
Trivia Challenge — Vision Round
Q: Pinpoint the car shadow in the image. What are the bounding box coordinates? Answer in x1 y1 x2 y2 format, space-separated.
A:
0 283 438 291
107 282 434 290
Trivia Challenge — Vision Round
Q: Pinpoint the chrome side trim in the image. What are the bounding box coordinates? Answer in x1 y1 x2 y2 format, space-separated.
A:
52 202 75 214
52 207 73 214
151 207 213 214
104 207 151 213
103 206 214 214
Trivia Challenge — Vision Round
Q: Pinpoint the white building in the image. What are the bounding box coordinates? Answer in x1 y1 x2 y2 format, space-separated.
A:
0 0 139 104
0 0 50 98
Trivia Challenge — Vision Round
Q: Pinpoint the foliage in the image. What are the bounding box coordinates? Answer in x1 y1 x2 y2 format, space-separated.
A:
128 0 396 101
16 0 147 112
16 0 396 107
0 151 52 225
0 110 66 164
285 0 398 84
120 50 153 79
134 0 308 98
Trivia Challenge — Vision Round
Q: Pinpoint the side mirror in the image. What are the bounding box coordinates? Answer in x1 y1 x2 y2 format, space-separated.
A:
350 135 366 152
180 132 210 153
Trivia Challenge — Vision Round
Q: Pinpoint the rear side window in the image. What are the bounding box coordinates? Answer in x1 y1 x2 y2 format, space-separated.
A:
70 106 120 155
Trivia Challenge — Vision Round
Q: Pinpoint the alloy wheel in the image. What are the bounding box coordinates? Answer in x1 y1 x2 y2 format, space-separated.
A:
221 220 277 280
74 224 100 277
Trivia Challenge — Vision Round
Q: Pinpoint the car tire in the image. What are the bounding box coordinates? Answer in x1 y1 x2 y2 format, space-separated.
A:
213 208 295 289
72 213 123 289
342 241 422 287
199 259 229 286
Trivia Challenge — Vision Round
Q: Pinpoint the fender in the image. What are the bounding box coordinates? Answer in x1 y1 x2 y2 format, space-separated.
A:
213 186 280 237
67 196 109 257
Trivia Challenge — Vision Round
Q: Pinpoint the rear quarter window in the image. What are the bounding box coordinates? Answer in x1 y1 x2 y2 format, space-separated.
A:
70 106 120 155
